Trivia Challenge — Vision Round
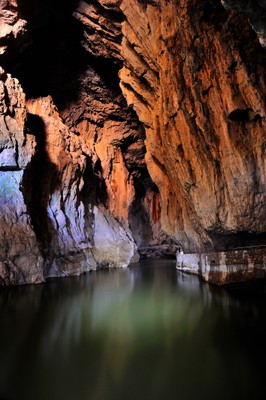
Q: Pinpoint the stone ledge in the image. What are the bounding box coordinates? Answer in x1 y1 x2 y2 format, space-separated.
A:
176 247 266 285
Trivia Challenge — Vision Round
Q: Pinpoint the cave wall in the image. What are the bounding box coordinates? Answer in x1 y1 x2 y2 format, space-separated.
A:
0 0 168 285
119 0 266 252
0 0 265 284
0 68 43 285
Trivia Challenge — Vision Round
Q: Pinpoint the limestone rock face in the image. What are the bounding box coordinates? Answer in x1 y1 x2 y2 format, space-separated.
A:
0 0 266 285
0 0 27 57
24 96 96 278
0 82 139 285
24 95 139 278
73 0 123 59
92 205 138 268
0 68 44 285
119 0 266 252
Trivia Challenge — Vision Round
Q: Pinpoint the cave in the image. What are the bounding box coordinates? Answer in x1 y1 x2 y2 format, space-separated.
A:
0 0 266 286
1 1 266 399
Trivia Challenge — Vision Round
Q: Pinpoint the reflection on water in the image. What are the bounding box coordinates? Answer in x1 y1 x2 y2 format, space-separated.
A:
0 260 266 400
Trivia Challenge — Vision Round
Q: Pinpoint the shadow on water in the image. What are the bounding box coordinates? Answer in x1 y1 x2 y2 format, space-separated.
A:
0 260 266 400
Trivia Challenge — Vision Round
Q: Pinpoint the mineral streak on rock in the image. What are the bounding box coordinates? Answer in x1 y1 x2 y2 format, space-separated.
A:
0 0 266 285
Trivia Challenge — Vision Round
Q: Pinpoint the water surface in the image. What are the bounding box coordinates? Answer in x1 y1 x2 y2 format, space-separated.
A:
0 260 266 400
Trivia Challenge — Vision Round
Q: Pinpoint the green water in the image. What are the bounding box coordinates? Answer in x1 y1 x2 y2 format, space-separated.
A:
0 260 266 400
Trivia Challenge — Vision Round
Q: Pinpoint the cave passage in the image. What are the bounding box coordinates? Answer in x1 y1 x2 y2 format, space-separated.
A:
0 0 266 287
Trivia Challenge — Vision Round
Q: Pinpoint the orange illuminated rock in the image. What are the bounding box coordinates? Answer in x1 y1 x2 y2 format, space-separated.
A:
119 0 266 252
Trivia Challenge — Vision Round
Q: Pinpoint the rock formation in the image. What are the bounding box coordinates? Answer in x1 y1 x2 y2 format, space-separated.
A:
0 67 43 285
0 0 265 285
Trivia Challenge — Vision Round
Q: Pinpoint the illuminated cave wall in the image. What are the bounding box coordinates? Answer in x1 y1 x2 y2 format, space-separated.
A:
0 0 265 284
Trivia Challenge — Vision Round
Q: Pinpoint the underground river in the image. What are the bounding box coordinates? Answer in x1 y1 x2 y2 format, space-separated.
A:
0 259 266 400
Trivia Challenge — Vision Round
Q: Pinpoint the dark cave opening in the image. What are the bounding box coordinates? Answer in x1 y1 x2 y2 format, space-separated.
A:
208 231 266 251
80 157 108 208
129 174 156 249
129 172 179 259
228 108 251 122
2 0 123 111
